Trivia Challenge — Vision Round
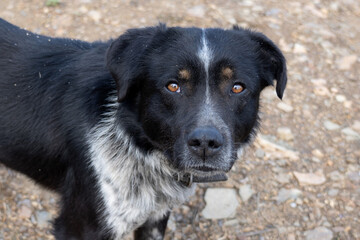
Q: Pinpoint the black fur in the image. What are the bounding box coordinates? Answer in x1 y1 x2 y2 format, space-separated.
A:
0 18 286 239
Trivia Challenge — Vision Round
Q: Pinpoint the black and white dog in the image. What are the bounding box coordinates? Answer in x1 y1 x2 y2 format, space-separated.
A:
0 18 287 239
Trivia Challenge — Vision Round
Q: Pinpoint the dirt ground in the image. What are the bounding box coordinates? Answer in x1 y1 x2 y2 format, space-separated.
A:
0 0 359 239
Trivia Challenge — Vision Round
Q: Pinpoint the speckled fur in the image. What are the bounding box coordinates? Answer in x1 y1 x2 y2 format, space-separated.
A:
88 95 195 239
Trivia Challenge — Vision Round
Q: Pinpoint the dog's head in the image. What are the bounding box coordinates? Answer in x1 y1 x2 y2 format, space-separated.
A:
106 25 286 180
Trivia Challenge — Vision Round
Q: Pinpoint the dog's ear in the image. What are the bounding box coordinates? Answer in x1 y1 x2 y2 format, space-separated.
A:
234 27 287 99
250 31 287 99
106 25 166 102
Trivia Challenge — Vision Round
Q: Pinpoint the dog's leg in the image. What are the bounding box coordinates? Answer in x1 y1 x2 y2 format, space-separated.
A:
133 212 170 240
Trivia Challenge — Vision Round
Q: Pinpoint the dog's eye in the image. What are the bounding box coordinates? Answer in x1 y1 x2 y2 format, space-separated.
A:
232 84 244 94
167 83 180 93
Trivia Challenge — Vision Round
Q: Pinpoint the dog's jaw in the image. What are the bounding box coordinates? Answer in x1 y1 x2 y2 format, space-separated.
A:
87 94 195 239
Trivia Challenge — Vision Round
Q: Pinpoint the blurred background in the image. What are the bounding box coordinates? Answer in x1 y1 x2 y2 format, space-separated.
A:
0 0 359 239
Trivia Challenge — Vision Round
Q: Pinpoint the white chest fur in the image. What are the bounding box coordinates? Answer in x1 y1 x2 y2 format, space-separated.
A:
87 99 195 239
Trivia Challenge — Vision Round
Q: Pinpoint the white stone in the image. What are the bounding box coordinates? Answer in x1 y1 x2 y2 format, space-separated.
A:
35 210 52 228
88 10 102 23
276 188 302 204
293 43 307 54
187 5 205 18
293 171 326 185
341 128 360 140
202 188 239 219
323 120 340 130
305 227 333 240
277 127 294 141
239 184 254 202
335 95 346 102
277 102 294 113
337 55 357 70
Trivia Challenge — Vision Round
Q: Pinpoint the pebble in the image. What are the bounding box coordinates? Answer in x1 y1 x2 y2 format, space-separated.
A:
293 171 326 185
187 5 205 18
202 188 239 219
335 95 346 102
352 120 360 131
323 120 340 131
277 102 294 112
276 173 291 184
328 189 339 197
88 10 102 23
328 171 344 181
341 128 360 140
312 149 324 159
255 148 265 159
347 171 360 183
293 43 307 54
35 210 52 228
18 205 32 219
337 55 357 70
239 184 254 202
277 127 294 141
277 188 302 204
304 227 333 240
311 78 327 86
314 86 331 96
224 219 239 227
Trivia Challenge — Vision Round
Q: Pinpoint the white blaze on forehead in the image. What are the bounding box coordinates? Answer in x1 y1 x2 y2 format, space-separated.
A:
197 28 213 104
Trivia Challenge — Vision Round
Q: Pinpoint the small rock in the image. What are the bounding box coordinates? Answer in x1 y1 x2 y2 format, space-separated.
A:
328 171 344 181
311 78 327 86
347 171 360 183
224 219 239 227
35 210 52 228
202 188 239 219
239 184 254 202
187 5 205 18
255 148 265 159
341 128 360 140
328 189 339 197
287 233 296 240
277 102 294 112
305 227 333 240
293 171 326 185
277 188 302 204
314 86 331 96
277 127 294 141
276 173 291 184
337 55 357 70
335 95 346 102
18 205 32 219
323 120 340 131
293 43 307 54
88 10 102 23
290 202 297 208
312 149 324 159
352 120 360 131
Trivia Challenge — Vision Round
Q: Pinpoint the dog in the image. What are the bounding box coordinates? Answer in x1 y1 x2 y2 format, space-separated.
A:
0 18 287 239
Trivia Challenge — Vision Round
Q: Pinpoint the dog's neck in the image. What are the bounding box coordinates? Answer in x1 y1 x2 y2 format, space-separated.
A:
87 95 195 238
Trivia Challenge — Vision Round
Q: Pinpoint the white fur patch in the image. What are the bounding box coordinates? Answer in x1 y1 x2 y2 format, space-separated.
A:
87 94 195 239
198 29 213 105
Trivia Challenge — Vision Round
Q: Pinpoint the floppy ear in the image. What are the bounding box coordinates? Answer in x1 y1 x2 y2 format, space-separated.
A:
250 31 287 99
106 25 166 102
234 27 287 99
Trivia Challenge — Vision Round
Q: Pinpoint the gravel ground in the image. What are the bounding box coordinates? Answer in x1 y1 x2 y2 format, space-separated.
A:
0 0 359 239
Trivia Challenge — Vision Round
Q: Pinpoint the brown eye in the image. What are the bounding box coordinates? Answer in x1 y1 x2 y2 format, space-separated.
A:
167 83 180 93
232 84 244 94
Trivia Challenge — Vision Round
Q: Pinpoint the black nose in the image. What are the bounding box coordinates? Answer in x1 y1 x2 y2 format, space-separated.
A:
187 126 223 159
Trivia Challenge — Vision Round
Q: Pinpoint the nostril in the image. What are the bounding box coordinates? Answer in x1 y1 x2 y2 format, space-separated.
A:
188 138 201 147
208 140 215 148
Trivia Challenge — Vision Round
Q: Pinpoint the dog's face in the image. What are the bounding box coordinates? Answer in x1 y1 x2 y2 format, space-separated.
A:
107 26 286 177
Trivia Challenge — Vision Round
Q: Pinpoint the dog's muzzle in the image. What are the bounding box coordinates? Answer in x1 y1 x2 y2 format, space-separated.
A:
173 172 228 187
